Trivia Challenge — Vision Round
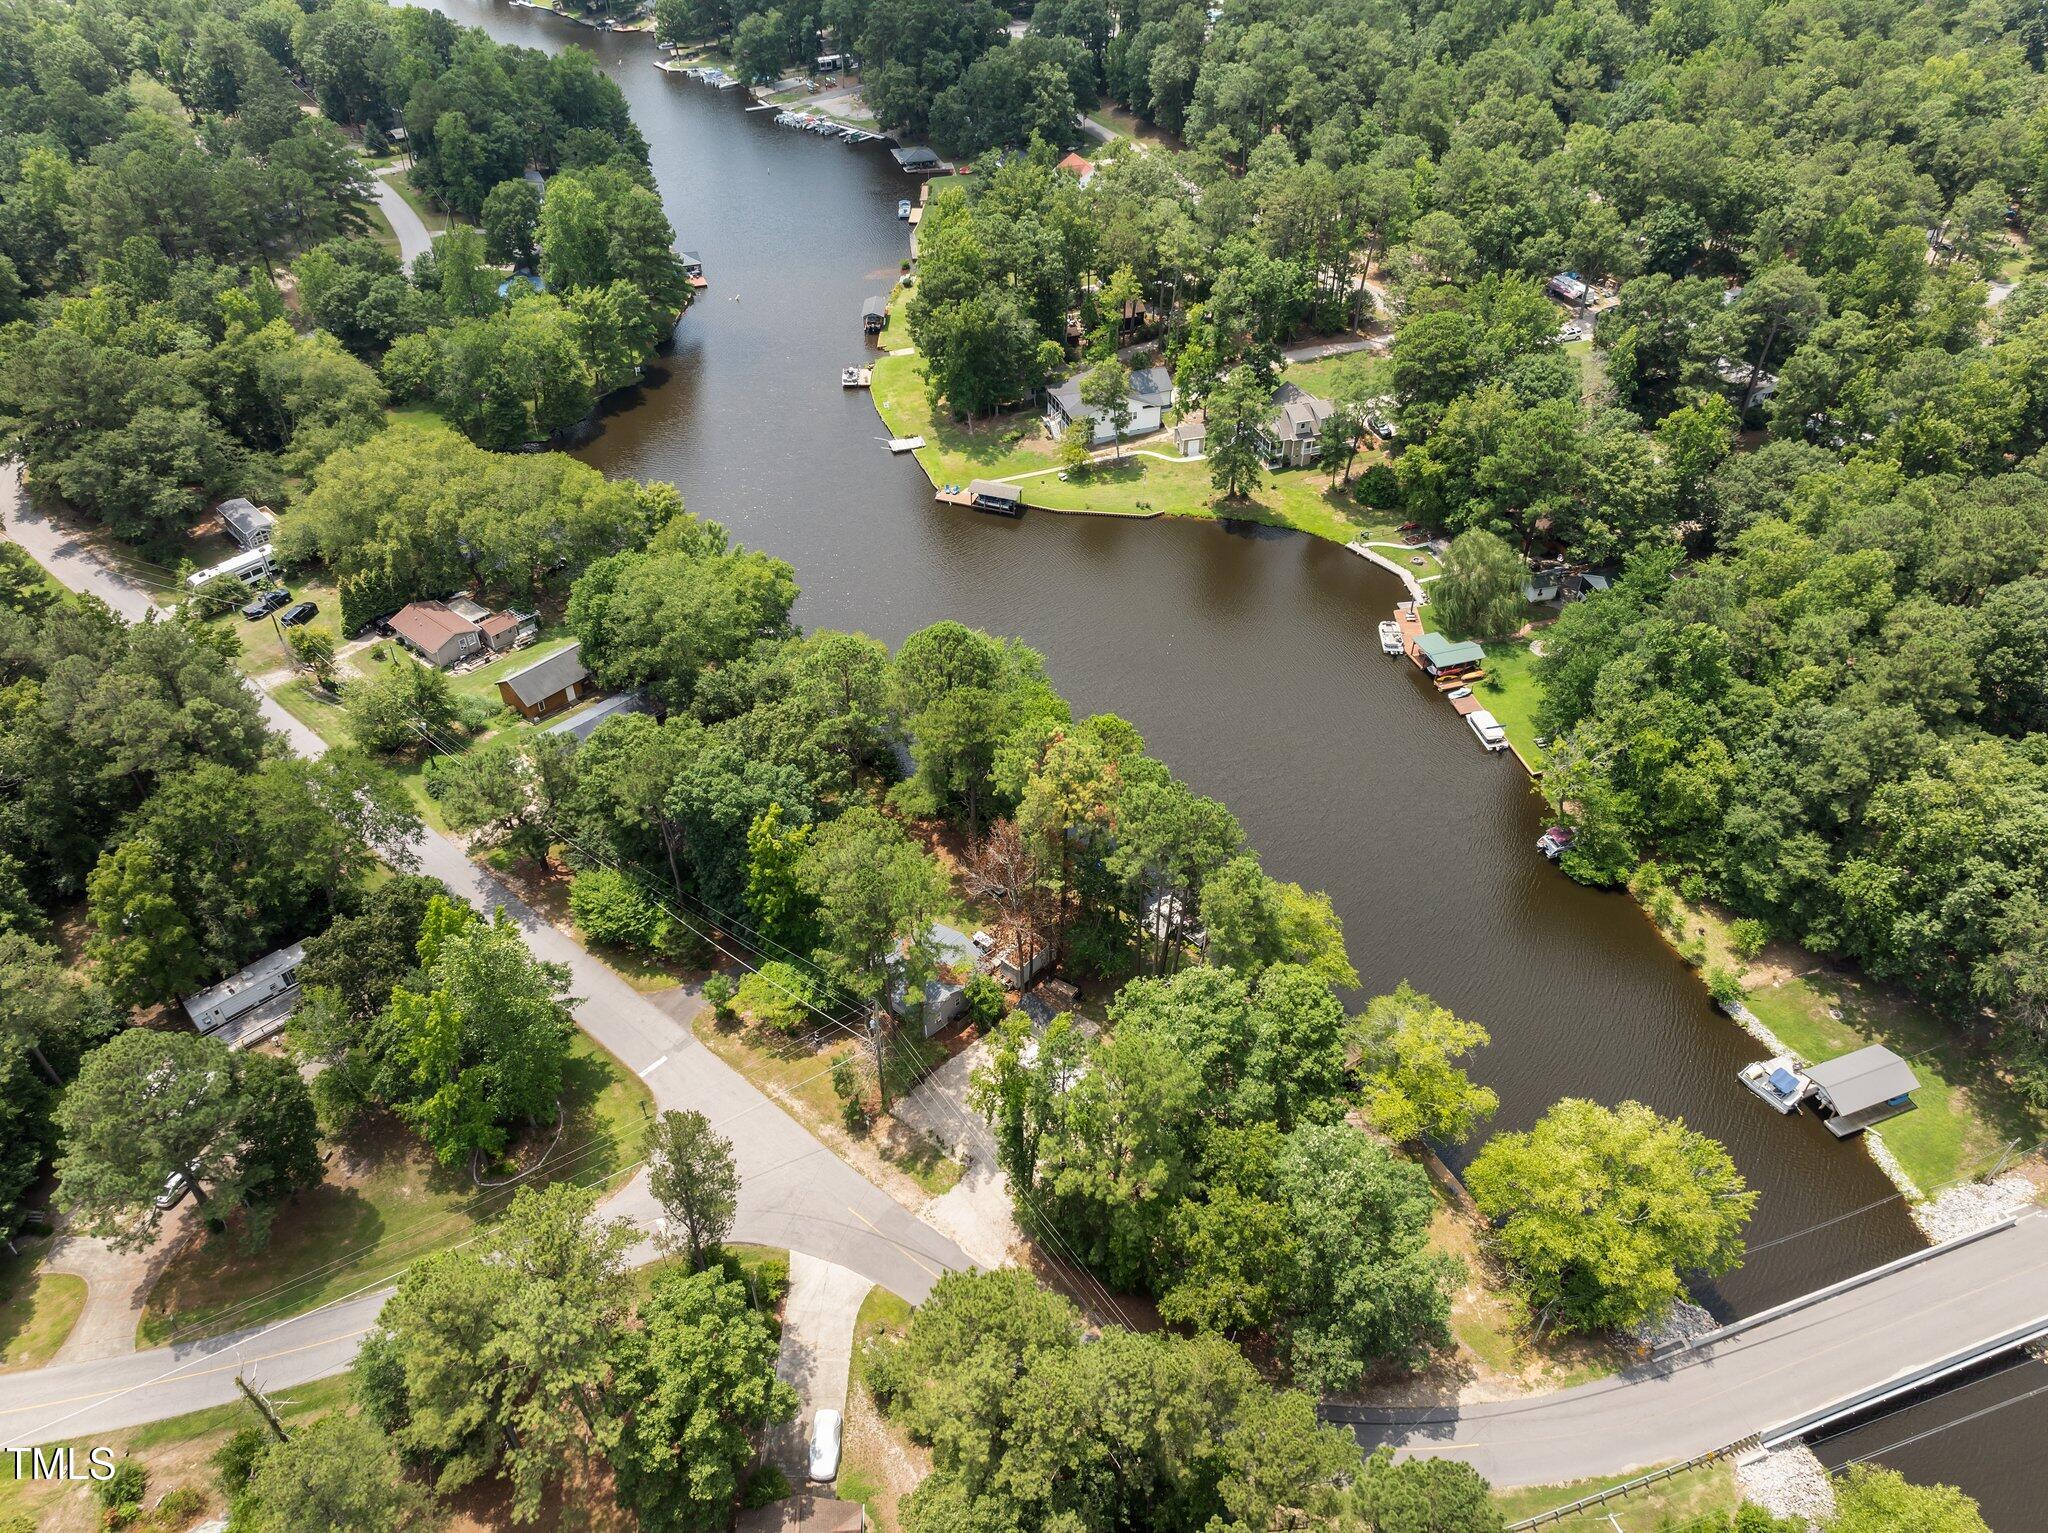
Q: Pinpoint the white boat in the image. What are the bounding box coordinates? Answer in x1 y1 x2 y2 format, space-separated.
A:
886 436 925 452
1740 1056 1810 1114
1468 710 1507 752
1377 619 1404 655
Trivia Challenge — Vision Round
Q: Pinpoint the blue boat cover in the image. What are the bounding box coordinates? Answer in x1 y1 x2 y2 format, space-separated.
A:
1768 1067 1800 1096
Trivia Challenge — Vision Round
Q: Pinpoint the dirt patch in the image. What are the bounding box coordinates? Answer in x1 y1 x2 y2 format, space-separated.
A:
840 1379 929 1533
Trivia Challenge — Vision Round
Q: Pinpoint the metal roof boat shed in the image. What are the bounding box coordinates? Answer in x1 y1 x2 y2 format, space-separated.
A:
862 294 887 333
1415 630 1487 673
891 145 942 172
967 479 1023 515
1805 1045 1919 1137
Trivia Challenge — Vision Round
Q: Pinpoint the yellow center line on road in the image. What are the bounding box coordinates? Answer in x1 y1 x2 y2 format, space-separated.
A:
847 1204 943 1282
0 1326 374 1420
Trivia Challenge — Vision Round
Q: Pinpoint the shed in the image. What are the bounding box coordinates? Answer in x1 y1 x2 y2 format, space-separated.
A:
1805 1045 1919 1137
891 145 941 172
498 641 591 721
388 601 484 668
862 294 888 334
216 497 277 549
182 942 305 1049
1415 630 1486 673
1173 410 1208 457
967 479 1023 515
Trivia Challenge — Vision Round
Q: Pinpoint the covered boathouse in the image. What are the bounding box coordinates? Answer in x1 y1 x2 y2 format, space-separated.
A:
1804 1044 1920 1137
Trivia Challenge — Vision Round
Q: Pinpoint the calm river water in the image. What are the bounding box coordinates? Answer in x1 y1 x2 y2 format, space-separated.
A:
416 5 2045 1517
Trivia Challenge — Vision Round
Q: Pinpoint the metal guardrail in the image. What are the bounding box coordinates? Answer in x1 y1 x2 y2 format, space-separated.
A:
1505 1436 1761 1530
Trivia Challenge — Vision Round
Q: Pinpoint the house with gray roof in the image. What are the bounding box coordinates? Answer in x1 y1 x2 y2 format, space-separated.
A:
887 922 983 1037
1262 382 1335 467
497 640 591 721
216 497 277 549
1044 365 1175 446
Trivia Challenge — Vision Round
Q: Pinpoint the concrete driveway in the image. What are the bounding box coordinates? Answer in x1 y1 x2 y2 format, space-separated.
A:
771 1253 873 1481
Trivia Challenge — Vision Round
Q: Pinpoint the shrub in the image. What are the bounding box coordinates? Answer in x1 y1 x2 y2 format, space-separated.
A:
735 961 817 1033
1728 917 1770 962
1705 966 1744 1010
152 1486 205 1522
213 1425 270 1493
701 971 736 1019
96 1458 146 1512
568 866 666 952
832 1053 869 1132
741 1462 790 1508
1677 869 1707 901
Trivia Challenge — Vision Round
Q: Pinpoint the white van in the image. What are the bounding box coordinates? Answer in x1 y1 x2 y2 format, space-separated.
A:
186 547 276 590
1468 709 1508 752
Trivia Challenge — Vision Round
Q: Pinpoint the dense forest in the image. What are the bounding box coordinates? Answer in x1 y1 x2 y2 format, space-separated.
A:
803 0 2048 1100
0 0 689 543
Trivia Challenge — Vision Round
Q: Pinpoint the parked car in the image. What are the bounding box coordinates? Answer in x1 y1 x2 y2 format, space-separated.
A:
1367 413 1396 440
276 601 318 627
241 587 290 620
808 1408 843 1482
153 1171 191 1211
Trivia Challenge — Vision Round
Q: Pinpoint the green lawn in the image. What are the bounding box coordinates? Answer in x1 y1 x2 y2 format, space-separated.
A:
1739 960 2040 1196
870 351 1378 545
1471 640 1548 770
136 1034 654 1347
0 1243 84 1372
1492 1460 1737 1530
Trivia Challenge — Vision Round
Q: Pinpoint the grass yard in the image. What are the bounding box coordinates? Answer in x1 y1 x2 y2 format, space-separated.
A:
1471 640 1548 770
135 1034 654 1347
692 1006 963 1199
871 351 1379 544
1739 956 2040 1196
1565 336 1608 404
0 1242 85 1372
216 575 343 675
0 1372 359 1532
1492 1459 1738 1530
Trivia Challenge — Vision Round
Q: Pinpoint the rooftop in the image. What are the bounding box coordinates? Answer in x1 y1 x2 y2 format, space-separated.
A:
544 690 644 741
1805 1045 1919 1117
1416 630 1487 669
389 601 480 652
1267 380 1334 439
501 640 590 707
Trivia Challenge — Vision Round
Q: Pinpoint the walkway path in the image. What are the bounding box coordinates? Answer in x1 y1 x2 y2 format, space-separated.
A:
0 480 972 1447
1334 1213 2048 1487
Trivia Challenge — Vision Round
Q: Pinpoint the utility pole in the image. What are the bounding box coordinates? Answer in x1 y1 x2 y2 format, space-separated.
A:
235 1373 290 1443
867 1012 889 1113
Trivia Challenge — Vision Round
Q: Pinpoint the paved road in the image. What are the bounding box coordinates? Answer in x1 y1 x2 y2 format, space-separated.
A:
0 480 970 1445
1335 1214 2048 1487
371 166 436 269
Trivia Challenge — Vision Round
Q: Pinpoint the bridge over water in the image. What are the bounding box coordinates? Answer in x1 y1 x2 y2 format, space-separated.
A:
1329 1213 2048 1487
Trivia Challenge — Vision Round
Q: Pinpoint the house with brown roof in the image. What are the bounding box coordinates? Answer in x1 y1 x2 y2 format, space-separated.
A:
1055 150 1095 187
388 601 484 668
498 641 592 721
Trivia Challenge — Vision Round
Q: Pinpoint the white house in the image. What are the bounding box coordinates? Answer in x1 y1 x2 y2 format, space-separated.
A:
1045 366 1175 446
